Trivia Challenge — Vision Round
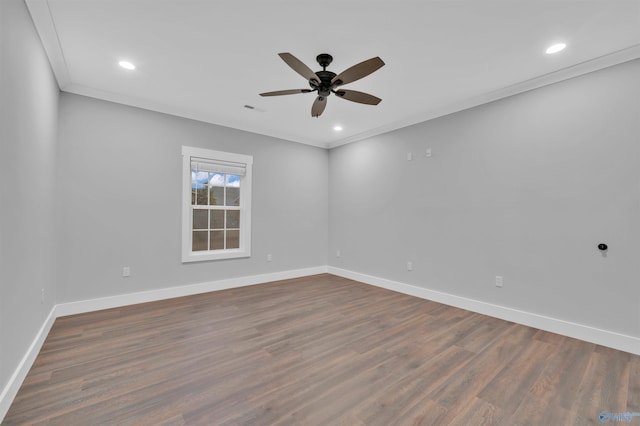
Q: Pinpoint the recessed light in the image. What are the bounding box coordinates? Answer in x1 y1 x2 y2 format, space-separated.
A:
333 125 343 131
118 60 136 70
545 43 566 54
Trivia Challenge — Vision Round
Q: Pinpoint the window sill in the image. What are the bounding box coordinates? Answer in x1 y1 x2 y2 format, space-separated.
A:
182 249 250 263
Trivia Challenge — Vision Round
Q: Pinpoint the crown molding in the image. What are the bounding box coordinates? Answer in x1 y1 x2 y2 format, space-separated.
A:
25 0 70 89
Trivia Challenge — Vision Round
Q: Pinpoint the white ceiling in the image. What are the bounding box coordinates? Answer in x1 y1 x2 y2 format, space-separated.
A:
26 0 640 149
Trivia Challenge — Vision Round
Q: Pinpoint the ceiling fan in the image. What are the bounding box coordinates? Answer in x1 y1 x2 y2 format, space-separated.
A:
260 53 385 117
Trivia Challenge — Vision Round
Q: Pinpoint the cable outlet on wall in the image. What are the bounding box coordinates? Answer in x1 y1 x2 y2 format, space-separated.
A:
407 261 413 271
495 275 503 288
122 266 131 278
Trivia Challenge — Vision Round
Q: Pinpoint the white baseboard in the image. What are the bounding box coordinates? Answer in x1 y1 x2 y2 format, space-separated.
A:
0 306 56 422
328 266 640 356
56 266 328 317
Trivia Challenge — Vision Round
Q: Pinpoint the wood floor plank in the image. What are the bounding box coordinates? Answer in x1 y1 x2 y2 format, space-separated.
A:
454 316 513 353
629 355 640 411
3 274 639 425
426 324 533 410
477 339 555 416
567 345 632 425
506 337 595 425
446 397 506 426
532 329 567 346
356 345 475 425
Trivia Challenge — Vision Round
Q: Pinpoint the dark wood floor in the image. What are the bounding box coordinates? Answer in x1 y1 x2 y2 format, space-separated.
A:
4 274 639 425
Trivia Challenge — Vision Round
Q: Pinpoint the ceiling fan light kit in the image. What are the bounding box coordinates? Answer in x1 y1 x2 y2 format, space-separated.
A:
260 52 385 117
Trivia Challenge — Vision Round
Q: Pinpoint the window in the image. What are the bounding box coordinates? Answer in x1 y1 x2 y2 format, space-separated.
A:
182 146 253 262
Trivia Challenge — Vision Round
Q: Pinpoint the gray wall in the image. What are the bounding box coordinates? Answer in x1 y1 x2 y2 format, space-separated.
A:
0 0 59 393
329 59 640 338
56 93 328 303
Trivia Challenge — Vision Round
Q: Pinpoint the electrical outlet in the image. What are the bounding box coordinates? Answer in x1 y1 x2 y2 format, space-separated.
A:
407 152 413 161
495 276 503 288
122 267 131 277
407 261 413 271
267 254 272 262
426 148 432 157
41 288 44 304
336 250 341 258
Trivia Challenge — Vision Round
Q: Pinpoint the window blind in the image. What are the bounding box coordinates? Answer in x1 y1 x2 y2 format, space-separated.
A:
191 157 247 176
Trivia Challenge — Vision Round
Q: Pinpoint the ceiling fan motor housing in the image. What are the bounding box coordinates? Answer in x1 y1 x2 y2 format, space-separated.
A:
312 70 337 96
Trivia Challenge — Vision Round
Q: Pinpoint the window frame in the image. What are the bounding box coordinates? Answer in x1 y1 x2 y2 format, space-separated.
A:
181 146 253 263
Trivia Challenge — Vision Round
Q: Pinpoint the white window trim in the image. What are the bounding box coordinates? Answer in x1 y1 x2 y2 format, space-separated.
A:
181 146 253 263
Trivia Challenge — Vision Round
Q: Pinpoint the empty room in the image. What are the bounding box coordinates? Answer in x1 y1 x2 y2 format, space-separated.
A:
1 0 639 424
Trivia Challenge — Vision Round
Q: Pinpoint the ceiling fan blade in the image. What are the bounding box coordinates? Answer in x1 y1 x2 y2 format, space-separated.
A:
278 53 320 84
331 57 385 86
335 89 381 105
311 96 327 117
260 89 312 97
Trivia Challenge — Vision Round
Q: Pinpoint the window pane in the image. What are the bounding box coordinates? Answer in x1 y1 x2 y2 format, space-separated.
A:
226 187 240 206
227 230 240 249
227 210 240 229
210 210 224 229
192 171 209 205
193 209 208 229
226 175 240 186
192 231 208 251
226 175 240 206
196 186 208 205
210 230 224 250
210 187 224 206
210 173 225 187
